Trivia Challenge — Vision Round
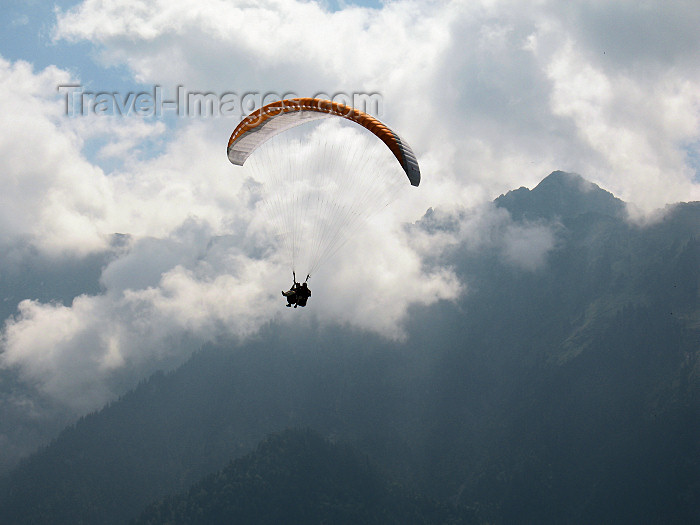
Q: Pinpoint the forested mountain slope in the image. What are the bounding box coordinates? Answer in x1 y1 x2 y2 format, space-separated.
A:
135 428 473 525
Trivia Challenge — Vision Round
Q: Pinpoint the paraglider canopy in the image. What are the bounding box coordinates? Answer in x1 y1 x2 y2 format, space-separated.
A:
228 98 420 186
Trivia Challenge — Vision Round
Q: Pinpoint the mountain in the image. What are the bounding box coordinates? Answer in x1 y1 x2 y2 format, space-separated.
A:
495 170 625 221
135 428 473 525
1 172 698 524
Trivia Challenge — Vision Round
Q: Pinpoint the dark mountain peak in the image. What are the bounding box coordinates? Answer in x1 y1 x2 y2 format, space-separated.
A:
496 170 625 221
535 170 589 190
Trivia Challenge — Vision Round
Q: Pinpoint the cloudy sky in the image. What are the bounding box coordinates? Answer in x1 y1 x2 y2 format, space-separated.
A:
1 0 699 443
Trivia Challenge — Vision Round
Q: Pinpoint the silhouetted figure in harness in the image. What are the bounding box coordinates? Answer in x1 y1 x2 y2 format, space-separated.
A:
281 273 311 308
282 282 299 307
296 282 311 307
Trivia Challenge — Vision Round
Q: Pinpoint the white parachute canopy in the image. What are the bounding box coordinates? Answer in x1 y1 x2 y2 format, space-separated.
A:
240 118 411 278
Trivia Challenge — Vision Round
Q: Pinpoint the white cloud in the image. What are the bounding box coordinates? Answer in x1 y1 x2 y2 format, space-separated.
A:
500 220 557 271
0 58 109 254
545 39 700 213
0 55 261 252
305 212 462 340
1 214 460 409
1 237 284 410
410 203 559 273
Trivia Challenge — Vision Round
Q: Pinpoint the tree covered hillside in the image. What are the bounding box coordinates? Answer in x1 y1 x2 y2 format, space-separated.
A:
135 428 473 525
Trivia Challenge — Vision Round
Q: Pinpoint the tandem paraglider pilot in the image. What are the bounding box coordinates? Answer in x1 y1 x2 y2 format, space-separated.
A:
282 276 311 308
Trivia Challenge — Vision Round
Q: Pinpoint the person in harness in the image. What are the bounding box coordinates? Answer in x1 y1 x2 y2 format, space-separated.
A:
296 282 311 307
282 282 299 307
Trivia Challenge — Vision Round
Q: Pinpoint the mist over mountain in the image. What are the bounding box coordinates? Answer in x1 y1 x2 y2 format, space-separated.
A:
0 172 697 524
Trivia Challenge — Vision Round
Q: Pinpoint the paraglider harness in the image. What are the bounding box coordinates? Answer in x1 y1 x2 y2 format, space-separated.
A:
282 272 311 308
